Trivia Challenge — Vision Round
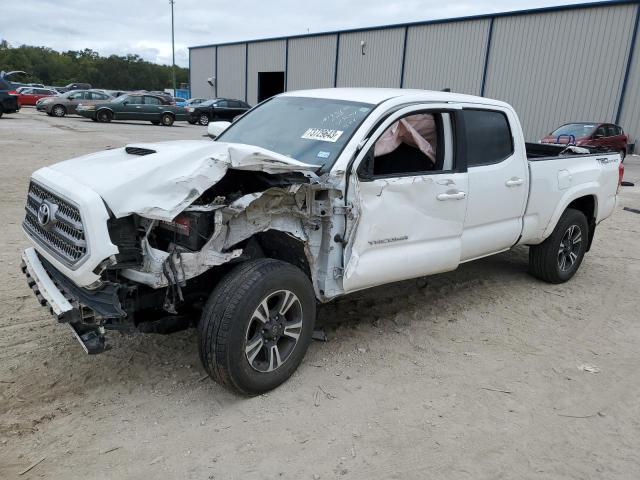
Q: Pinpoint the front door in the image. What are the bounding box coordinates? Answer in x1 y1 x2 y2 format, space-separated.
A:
66 90 86 113
458 107 528 261
118 95 144 120
343 106 468 293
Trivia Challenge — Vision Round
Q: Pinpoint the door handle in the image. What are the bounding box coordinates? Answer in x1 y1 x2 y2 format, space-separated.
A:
505 178 524 187
437 191 467 201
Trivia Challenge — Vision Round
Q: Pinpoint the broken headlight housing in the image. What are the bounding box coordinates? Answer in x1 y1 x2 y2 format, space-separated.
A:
155 212 215 252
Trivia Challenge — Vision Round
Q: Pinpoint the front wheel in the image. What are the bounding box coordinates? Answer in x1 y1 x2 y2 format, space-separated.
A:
529 208 588 284
52 104 66 117
96 109 112 123
198 259 316 395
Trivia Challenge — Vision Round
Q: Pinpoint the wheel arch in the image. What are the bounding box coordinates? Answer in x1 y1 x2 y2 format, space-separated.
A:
545 192 598 252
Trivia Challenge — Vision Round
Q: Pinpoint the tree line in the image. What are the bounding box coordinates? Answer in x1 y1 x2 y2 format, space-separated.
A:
0 40 188 91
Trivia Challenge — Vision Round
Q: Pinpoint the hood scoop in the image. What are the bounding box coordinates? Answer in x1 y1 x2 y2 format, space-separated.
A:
125 146 156 156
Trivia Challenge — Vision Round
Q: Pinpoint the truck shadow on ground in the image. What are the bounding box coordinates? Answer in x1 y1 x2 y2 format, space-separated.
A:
1 246 534 430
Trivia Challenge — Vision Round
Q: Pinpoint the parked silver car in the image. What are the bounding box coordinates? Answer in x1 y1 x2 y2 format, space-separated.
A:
36 89 113 117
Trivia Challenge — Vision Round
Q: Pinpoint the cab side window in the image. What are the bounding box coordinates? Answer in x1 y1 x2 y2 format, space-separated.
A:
360 112 453 178
461 109 513 167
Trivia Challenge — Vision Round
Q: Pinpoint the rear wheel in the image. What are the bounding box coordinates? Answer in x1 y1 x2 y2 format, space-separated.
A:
529 208 588 284
198 259 316 395
52 104 66 117
198 113 210 126
96 109 112 123
161 113 174 126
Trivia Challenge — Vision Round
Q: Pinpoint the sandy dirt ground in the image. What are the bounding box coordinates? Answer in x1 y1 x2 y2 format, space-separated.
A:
1 108 640 479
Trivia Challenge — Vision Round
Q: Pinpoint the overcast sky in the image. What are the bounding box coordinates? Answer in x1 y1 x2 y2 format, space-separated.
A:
1 0 592 67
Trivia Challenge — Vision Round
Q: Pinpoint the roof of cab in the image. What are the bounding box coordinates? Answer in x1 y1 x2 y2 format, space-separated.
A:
281 87 511 108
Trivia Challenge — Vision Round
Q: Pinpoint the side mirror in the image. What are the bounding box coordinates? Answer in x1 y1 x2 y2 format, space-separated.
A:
208 121 231 139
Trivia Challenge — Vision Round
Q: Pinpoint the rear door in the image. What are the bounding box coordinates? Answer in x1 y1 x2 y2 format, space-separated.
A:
143 95 164 120
343 105 468 293
458 107 529 261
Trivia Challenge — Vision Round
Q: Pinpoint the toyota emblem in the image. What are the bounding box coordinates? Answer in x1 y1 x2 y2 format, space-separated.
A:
37 202 51 226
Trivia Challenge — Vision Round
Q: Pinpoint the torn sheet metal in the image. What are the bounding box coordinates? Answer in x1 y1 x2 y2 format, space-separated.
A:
37 140 319 221
120 185 310 288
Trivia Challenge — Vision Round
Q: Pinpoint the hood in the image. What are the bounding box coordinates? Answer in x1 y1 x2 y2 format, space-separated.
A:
35 140 319 220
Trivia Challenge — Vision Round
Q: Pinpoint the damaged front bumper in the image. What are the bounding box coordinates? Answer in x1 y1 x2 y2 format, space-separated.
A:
21 247 126 354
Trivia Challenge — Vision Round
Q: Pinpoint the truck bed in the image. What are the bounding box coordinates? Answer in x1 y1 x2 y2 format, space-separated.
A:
525 142 613 160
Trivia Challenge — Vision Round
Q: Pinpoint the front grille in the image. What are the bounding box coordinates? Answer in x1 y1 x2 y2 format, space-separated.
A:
23 181 87 267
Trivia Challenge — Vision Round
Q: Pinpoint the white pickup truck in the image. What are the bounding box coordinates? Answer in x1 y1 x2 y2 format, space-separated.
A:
21 88 623 394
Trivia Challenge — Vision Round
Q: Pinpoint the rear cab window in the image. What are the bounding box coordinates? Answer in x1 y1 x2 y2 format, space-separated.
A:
461 109 514 167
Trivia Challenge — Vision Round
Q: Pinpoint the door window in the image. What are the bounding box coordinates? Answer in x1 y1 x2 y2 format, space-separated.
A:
127 96 144 105
360 112 453 178
605 125 617 137
68 91 86 100
216 100 229 108
89 92 108 100
594 126 606 138
144 96 161 105
461 109 513 166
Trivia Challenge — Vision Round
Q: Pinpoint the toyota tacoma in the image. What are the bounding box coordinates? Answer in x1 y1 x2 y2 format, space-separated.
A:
21 89 623 394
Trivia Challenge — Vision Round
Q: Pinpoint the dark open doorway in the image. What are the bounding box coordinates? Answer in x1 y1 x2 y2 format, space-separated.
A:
258 71 285 103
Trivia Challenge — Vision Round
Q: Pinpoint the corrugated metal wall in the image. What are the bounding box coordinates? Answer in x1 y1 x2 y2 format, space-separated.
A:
189 47 215 99
246 40 287 106
403 19 490 94
190 2 640 144
287 35 337 91
618 6 640 145
336 28 405 87
216 44 247 101
484 3 637 140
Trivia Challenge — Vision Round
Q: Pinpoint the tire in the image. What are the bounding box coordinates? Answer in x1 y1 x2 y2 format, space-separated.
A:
52 104 66 117
161 113 174 126
529 208 588 284
198 259 316 395
96 109 112 123
198 113 210 126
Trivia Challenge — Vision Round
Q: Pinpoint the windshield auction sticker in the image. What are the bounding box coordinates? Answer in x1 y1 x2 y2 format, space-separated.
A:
301 128 344 143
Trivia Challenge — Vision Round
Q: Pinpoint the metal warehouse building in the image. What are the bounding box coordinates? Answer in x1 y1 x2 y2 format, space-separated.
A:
189 0 640 145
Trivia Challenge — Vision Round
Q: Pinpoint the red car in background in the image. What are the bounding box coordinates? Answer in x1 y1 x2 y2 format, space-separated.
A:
14 87 58 106
540 122 629 160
